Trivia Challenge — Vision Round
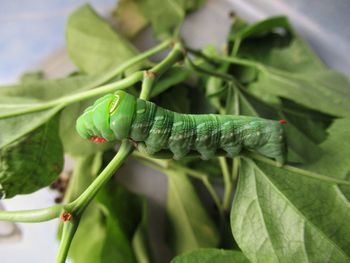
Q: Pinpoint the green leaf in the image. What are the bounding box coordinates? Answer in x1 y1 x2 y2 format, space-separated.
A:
231 158 350 262
67 155 144 263
0 115 63 198
113 0 149 39
170 248 249 263
67 4 138 74
0 75 93 100
229 16 324 73
132 200 153 263
249 68 350 117
0 105 62 148
135 0 184 39
0 75 96 149
166 170 219 255
305 118 350 180
68 202 106 263
63 154 103 203
227 16 350 117
97 181 143 240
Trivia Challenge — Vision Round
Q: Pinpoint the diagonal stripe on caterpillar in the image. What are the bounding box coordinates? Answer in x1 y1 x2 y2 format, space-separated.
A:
76 91 287 165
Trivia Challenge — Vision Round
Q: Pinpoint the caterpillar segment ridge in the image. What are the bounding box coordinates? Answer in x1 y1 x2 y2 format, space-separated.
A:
76 91 287 165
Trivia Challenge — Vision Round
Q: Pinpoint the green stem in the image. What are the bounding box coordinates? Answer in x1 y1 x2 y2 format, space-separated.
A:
87 38 172 89
219 157 232 210
132 151 169 168
55 219 80 263
0 205 63 223
0 71 144 119
209 54 266 73
139 71 156 100
140 42 182 100
248 153 350 186
67 141 133 214
132 153 224 214
151 42 183 76
0 39 173 119
202 176 224 215
231 157 240 189
185 57 234 81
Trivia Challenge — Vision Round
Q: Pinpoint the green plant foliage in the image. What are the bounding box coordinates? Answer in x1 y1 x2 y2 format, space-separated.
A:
0 115 63 198
66 4 138 74
1 2 350 263
166 170 219 255
171 248 249 263
231 158 350 262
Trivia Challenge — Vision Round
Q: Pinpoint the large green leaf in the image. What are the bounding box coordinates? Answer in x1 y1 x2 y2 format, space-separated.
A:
228 90 322 163
228 16 350 117
0 75 92 100
132 200 153 263
66 155 144 263
304 118 350 200
0 75 95 148
170 248 249 263
135 0 184 39
113 0 148 39
229 16 324 73
0 115 63 198
66 4 138 74
249 68 350 117
166 170 219 255
231 158 350 262
0 104 62 149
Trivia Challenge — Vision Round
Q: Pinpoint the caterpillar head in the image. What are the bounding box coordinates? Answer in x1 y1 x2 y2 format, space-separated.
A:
76 91 136 142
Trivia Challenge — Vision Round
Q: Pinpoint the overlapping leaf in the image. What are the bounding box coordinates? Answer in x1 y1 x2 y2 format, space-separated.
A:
166 170 219 255
231 158 350 262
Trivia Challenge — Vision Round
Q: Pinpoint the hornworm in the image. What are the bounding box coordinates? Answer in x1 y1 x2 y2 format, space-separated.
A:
76 91 287 164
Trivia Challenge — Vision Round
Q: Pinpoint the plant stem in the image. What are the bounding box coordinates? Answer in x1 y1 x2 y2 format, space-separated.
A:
151 42 183 76
140 42 182 100
85 38 172 90
219 157 232 210
202 176 224 215
0 72 144 119
139 71 156 100
0 205 63 223
66 141 133 214
231 157 240 189
209 54 266 73
248 152 350 186
132 152 224 214
55 218 80 263
165 163 223 213
185 57 234 81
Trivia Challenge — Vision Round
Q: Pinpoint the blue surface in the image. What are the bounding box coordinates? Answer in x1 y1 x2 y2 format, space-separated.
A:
0 0 116 85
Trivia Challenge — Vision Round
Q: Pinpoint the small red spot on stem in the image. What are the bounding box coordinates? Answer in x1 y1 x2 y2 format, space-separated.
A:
60 212 73 222
279 119 287 125
90 136 107 144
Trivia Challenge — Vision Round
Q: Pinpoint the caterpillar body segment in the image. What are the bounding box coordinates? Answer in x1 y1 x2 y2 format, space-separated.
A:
76 91 286 164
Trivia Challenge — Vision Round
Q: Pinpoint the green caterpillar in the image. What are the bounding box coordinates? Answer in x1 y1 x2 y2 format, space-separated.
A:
76 91 287 164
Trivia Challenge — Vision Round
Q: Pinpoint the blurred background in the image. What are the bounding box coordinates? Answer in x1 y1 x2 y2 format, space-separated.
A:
1 0 349 262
